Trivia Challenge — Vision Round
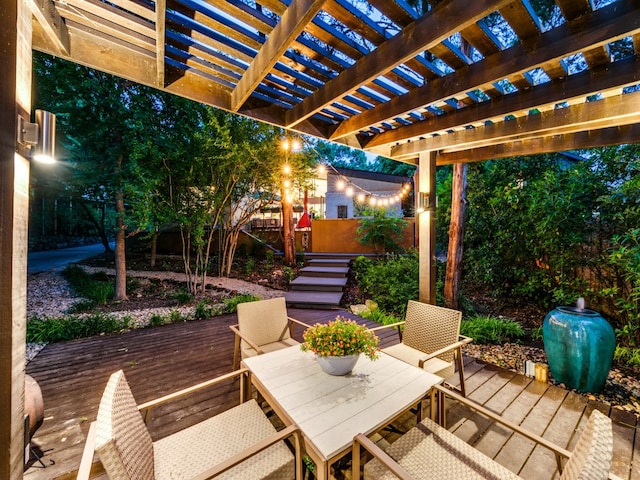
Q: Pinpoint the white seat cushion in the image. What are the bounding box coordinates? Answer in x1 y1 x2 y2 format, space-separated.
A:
154 399 294 480
383 343 454 379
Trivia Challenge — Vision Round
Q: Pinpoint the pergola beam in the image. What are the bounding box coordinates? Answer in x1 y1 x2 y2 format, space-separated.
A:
155 0 166 88
391 90 640 159
231 0 327 112
437 124 640 164
372 54 640 155
330 0 640 141
284 0 514 128
28 0 69 54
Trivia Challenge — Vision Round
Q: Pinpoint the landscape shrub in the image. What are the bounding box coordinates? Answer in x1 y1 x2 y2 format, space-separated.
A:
352 253 418 316
222 294 260 313
62 264 114 304
356 208 408 254
27 313 131 343
460 316 525 344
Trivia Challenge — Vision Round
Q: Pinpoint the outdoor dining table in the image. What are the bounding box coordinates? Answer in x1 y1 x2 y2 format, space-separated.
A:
241 345 442 480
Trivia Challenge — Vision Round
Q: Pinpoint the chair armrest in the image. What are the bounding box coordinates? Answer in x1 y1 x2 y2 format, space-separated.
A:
369 321 405 332
229 325 265 354
191 424 302 480
352 433 415 480
417 335 473 367
138 368 250 420
76 422 97 480
432 384 571 462
287 316 312 329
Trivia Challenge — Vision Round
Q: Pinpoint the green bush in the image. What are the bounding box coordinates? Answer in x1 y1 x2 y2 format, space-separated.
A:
194 300 214 320
27 313 131 343
356 208 408 254
360 308 402 326
461 316 525 344
352 253 418 315
62 264 114 304
172 289 193 305
222 294 261 313
614 346 640 369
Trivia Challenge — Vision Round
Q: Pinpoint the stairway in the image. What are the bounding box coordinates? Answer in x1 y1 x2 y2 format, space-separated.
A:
284 254 355 309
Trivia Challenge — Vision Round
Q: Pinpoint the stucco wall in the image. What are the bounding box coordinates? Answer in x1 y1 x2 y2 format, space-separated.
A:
309 218 416 253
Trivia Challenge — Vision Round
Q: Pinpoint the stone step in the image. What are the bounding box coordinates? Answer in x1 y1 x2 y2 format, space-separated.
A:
306 258 351 268
299 266 349 278
290 276 348 292
284 291 343 309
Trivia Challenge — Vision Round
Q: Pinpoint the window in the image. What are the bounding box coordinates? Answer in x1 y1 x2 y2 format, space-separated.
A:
337 205 348 218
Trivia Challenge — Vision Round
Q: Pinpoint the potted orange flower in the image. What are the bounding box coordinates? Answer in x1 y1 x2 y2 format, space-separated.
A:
300 316 379 375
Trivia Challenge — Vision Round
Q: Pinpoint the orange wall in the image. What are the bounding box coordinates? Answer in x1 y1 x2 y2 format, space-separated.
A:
309 218 416 253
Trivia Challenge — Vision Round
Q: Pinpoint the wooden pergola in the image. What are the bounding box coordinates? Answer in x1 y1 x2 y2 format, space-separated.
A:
2 0 639 476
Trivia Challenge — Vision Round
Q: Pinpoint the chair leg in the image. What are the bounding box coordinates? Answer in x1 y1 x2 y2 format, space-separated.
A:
232 335 241 371
455 347 466 398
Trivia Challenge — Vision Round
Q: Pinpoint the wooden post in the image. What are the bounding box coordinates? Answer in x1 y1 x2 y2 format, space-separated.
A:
1 0 31 476
418 151 437 304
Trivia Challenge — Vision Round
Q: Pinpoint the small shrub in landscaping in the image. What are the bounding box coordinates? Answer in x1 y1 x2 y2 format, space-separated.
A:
27 313 131 343
360 308 401 326
172 289 193 305
62 264 114 304
148 313 167 327
614 346 640 369
67 299 97 314
194 300 214 320
222 294 260 313
461 315 525 344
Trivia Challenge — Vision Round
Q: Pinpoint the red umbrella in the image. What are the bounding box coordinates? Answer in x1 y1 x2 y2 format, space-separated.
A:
297 190 311 228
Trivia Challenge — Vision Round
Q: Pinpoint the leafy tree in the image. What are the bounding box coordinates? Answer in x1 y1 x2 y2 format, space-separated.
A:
32 53 195 300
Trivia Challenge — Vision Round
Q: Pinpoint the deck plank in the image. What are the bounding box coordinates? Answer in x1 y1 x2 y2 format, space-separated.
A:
494 383 568 475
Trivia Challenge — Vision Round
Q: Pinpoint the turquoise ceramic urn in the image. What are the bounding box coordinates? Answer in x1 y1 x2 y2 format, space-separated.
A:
542 298 615 393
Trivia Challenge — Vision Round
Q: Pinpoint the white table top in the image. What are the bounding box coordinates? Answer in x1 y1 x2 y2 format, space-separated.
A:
243 346 442 461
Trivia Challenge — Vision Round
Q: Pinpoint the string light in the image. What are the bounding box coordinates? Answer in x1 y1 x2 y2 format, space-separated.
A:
319 162 412 206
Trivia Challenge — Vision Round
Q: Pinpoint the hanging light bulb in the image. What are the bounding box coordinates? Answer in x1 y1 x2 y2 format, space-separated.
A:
356 193 366 203
283 179 291 188
345 186 354 197
336 179 346 191
369 197 377 207
317 164 327 175
283 164 292 175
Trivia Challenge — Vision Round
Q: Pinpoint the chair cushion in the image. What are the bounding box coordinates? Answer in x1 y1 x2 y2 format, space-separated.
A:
95 370 154 480
364 417 521 480
237 297 292 346
154 399 294 480
241 338 300 359
383 343 454 379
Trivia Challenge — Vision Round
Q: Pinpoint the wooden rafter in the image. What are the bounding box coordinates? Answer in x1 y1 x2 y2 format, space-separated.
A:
231 0 327 111
390 90 640 159
437 124 640 164
284 0 514 128
155 0 166 88
331 0 640 141
28 0 70 54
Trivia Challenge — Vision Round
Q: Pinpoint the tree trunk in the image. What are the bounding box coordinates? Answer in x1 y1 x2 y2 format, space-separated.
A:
283 199 296 266
150 229 157 268
113 156 128 301
79 201 112 252
444 163 468 309
114 186 128 300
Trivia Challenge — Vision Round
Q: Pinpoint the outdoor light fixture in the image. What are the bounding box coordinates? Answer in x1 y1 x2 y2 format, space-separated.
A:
17 109 56 163
416 192 433 213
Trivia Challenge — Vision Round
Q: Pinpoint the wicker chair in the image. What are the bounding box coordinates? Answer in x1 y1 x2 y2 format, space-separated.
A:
353 385 615 480
371 300 472 396
231 297 311 370
77 369 301 480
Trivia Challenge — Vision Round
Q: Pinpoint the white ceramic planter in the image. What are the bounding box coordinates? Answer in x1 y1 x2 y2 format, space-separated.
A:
316 354 360 376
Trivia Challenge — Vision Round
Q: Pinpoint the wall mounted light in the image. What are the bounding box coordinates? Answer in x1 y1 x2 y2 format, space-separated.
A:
17 109 56 163
416 192 434 213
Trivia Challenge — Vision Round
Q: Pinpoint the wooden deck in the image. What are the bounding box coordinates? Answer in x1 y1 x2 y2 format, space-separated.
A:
24 308 640 480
